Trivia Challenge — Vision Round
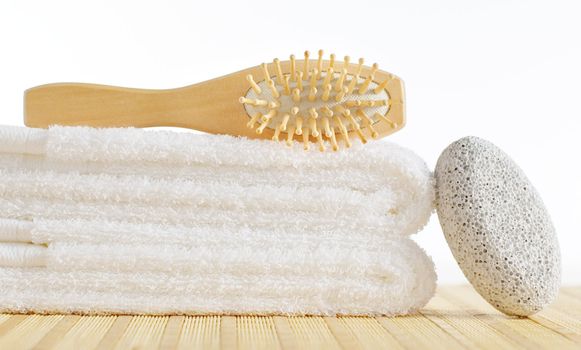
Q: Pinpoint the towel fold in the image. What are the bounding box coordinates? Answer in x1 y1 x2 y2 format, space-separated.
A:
0 217 407 248
0 238 426 276
0 170 413 235
0 262 435 316
0 125 437 316
0 125 435 236
0 236 435 315
0 242 46 267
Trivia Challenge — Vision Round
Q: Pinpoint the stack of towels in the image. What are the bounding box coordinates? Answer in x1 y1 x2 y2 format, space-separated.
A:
0 125 436 316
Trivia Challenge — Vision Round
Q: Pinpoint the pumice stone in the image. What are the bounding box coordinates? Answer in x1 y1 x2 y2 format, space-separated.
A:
435 136 560 316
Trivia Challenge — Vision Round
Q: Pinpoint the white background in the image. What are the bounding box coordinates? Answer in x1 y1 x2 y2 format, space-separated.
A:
0 0 579 284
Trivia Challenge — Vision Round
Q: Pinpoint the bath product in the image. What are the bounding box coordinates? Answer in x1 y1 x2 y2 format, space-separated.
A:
435 136 560 316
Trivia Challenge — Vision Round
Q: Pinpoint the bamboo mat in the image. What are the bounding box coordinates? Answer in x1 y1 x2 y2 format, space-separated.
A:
0 286 579 349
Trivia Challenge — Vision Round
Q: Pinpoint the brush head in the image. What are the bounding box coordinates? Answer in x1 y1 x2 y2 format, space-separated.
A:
239 50 405 151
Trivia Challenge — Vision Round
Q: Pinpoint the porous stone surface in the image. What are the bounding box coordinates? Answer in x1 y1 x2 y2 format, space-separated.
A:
435 136 560 316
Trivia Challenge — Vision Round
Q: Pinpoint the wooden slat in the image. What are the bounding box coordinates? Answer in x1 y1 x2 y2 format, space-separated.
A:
422 294 526 349
456 285 581 338
48 315 116 350
0 314 11 327
272 317 298 350
33 315 80 350
95 316 131 350
177 316 220 350
286 316 339 349
377 312 465 350
528 292 581 342
0 315 62 348
0 286 580 349
220 316 237 350
442 286 579 349
549 292 581 317
324 316 362 349
113 315 168 350
237 316 281 350
0 314 27 337
338 317 404 349
159 316 184 350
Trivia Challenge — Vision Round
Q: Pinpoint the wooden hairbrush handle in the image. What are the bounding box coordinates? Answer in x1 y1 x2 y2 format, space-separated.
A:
24 69 259 138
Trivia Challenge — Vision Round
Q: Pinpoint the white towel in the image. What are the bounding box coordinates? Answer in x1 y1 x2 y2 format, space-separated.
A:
0 125 434 236
0 125 437 316
0 238 435 316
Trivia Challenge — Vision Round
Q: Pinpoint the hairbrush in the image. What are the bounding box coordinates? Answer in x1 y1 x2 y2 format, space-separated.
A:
24 50 405 151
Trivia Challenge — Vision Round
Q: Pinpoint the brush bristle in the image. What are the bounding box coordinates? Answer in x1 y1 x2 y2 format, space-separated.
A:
240 50 397 151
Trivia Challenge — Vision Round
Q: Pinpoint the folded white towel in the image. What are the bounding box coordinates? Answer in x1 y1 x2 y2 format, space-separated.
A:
0 125 437 316
0 237 435 316
0 170 413 235
0 125 434 236
0 237 425 276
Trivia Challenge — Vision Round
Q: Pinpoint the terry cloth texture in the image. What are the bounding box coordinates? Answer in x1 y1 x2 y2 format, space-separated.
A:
0 125 436 316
